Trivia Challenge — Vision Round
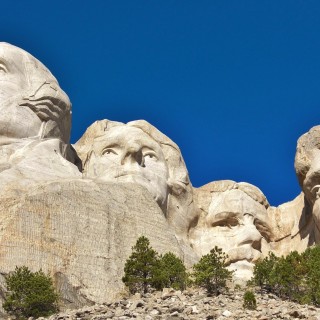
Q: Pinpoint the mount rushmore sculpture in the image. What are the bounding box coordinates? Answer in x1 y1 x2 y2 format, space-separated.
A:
0 42 319 307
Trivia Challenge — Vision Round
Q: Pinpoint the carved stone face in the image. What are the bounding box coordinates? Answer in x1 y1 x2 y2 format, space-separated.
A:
301 149 320 236
190 187 270 280
0 45 28 102
0 43 71 143
0 44 43 139
86 125 169 209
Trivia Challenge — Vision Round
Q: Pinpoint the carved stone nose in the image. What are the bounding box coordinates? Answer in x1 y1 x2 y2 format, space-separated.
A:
237 225 262 251
121 147 144 166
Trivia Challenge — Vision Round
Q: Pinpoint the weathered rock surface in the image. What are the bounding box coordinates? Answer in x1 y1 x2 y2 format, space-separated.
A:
2 42 320 311
0 180 196 309
266 192 316 256
27 288 320 320
0 42 80 189
189 180 273 283
295 125 320 243
74 119 196 240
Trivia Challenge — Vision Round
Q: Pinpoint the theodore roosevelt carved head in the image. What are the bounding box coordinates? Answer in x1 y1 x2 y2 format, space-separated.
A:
189 181 272 281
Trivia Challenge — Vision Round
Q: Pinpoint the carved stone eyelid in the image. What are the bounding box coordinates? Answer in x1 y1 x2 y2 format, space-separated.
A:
311 185 320 193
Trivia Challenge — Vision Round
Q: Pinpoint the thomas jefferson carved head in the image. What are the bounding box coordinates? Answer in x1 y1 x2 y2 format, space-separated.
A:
0 42 71 144
75 119 195 233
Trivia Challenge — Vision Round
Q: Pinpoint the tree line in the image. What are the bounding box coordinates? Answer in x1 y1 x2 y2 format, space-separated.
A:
3 236 320 319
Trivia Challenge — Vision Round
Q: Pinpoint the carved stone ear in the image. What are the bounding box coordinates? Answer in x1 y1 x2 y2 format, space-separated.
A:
167 178 187 196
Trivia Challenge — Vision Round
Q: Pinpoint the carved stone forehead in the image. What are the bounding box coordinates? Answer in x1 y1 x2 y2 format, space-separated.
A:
96 125 158 145
208 189 267 217
94 125 164 157
0 42 57 85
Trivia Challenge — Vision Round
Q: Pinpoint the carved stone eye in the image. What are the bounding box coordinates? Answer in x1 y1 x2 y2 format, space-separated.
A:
212 217 239 228
0 63 7 74
102 148 117 156
311 185 320 199
143 152 158 160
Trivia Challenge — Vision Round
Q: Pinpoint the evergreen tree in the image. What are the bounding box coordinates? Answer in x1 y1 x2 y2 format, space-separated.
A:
302 245 320 306
269 251 305 301
251 246 320 306
252 252 278 292
122 236 159 294
152 252 188 291
192 246 233 295
3 266 59 320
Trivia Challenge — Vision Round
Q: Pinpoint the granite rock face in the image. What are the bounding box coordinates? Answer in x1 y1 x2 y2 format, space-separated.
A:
189 180 273 283
295 125 320 243
0 180 190 308
0 43 196 308
0 42 319 310
74 119 196 241
0 42 81 191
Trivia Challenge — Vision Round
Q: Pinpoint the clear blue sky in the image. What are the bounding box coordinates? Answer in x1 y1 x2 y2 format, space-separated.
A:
2 1 320 206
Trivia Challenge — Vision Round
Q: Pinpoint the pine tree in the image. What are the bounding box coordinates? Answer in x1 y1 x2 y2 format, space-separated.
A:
301 245 320 305
3 266 59 319
252 252 278 292
152 252 188 291
192 246 233 295
269 251 305 300
122 236 159 294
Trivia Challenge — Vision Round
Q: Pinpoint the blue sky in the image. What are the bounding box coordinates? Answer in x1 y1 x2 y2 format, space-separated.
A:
2 1 320 206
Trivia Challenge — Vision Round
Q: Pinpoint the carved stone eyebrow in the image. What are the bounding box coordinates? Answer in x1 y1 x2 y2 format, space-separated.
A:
101 143 120 155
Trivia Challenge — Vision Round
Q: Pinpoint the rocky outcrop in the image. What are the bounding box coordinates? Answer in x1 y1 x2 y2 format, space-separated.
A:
1 42 320 310
29 288 320 320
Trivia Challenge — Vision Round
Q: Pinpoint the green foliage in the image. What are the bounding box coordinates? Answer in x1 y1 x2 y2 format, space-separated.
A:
122 236 159 294
152 252 188 291
252 252 278 291
192 246 233 295
3 266 59 319
243 290 257 310
269 251 305 301
123 237 189 293
251 246 320 306
301 245 320 305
